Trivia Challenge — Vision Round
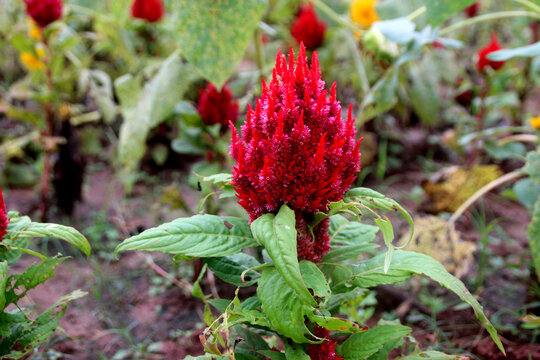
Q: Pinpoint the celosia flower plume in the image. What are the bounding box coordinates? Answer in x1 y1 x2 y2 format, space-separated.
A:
476 33 505 72
197 83 239 129
350 0 379 28
306 325 343 360
131 0 165 23
230 44 361 262
24 0 63 28
0 188 9 242
291 3 327 51
464 2 480 18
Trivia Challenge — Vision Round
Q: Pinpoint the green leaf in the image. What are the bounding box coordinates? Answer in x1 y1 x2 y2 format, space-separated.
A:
369 337 404 360
488 41 540 61
525 151 540 184
257 262 330 343
0 214 31 264
115 215 256 258
251 205 316 307
485 140 526 161
323 215 379 263
0 262 7 311
18 222 91 256
337 325 411 359
4 257 68 306
423 0 476 26
397 350 463 360
528 197 540 281
173 0 267 88
514 178 540 209
352 250 505 355
345 187 415 246
407 60 440 125
0 289 86 359
285 343 310 360
203 253 261 287
116 52 189 173
310 315 363 333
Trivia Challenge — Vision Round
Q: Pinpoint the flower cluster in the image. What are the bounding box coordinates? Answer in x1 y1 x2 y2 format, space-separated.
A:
306 326 343 360
291 3 327 51
0 188 9 242
230 45 361 262
131 0 165 23
464 2 480 18
476 33 505 72
197 83 239 129
24 0 63 28
350 0 379 28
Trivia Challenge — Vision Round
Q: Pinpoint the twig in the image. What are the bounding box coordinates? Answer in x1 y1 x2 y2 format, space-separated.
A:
143 254 194 294
448 171 525 226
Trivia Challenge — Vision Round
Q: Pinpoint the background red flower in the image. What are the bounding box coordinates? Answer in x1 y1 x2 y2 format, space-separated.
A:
131 0 165 23
24 0 63 28
291 3 327 50
197 83 239 129
476 33 505 72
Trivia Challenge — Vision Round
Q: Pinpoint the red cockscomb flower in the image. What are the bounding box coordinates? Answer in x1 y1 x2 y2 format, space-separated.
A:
131 0 165 23
464 2 480 18
306 326 343 360
230 44 361 262
291 3 327 51
24 0 62 28
476 33 505 72
0 188 9 242
197 83 239 129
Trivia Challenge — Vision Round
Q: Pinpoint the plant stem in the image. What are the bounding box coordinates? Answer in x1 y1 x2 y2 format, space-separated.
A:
407 6 426 21
311 0 354 29
253 26 265 82
498 134 538 144
440 10 540 36
11 247 48 261
346 31 370 94
448 170 525 226
512 0 540 14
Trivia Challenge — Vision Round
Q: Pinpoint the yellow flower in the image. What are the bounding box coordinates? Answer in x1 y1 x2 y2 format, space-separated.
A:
27 19 42 41
350 0 380 28
35 44 47 60
531 116 540 130
20 52 45 71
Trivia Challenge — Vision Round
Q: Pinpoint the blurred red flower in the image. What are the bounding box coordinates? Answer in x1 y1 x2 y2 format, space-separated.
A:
131 0 165 23
0 188 9 242
476 33 505 72
291 3 327 50
230 45 361 262
306 325 344 360
24 0 62 28
197 83 239 129
464 2 480 18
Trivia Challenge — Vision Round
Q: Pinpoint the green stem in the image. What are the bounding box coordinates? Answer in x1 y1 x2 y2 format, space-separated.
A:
407 6 426 21
345 31 370 94
253 26 265 81
11 247 48 261
311 0 354 29
440 10 540 35
512 0 540 14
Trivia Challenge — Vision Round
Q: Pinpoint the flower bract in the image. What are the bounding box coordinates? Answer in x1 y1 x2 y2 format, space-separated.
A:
0 188 9 242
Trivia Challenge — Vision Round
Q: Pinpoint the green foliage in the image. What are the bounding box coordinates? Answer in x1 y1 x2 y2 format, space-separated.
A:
17 222 91 256
116 52 189 173
257 261 329 343
526 151 540 280
422 0 477 26
172 0 267 88
352 250 505 355
251 205 317 307
203 253 261 287
337 325 411 359
114 215 256 258
488 41 540 61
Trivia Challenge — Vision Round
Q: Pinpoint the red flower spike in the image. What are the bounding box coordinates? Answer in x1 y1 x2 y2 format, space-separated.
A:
0 188 9 242
476 33 505 72
24 0 62 28
291 3 327 51
306 325 344 360
131 0 165 23
464 2 480 18
197 83 239 129
230 44 361 262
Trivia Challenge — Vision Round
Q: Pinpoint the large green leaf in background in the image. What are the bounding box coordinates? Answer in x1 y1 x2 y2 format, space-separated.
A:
116 52 188 173
526 151 540 281
172 0 267 88
422 0 476 26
